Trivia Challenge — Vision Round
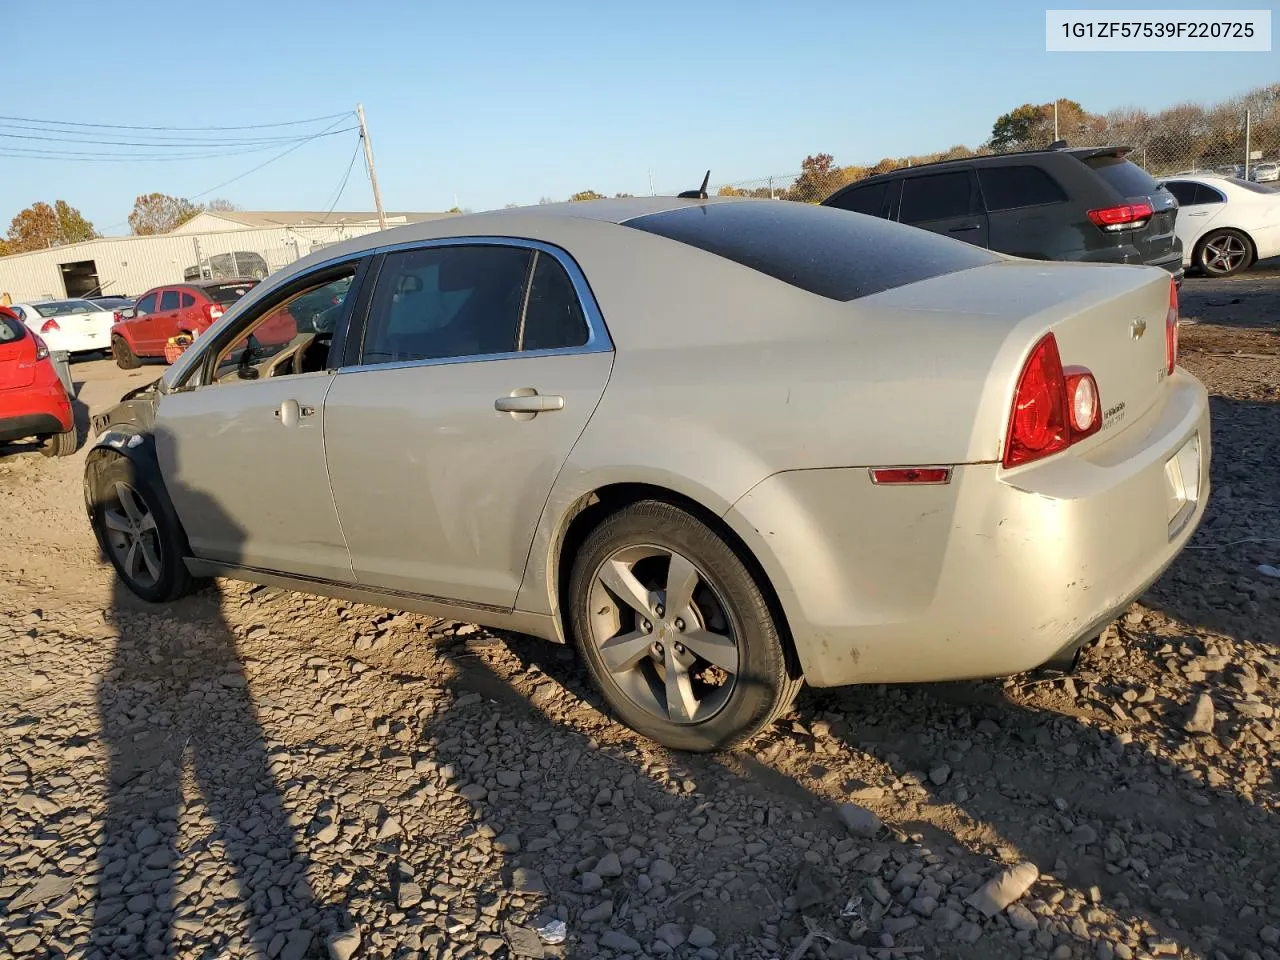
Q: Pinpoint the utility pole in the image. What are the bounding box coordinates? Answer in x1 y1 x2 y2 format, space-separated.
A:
1054 99 1060 141
356 103 387 231
1244 109 1252 180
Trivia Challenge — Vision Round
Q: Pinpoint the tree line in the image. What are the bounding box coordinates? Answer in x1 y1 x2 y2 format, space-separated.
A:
0 194 238 256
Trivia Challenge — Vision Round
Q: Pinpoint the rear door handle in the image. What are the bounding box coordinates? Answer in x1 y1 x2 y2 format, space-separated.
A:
495 390 564 416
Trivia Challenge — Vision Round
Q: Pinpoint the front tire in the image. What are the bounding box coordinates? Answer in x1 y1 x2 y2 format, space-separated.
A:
568 500 802 752
41 427 78 458
112 335 141 370
1196 228 1253 277
89 455 194 603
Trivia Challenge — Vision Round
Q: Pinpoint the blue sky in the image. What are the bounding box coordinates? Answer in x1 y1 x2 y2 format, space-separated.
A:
4 0 1275 234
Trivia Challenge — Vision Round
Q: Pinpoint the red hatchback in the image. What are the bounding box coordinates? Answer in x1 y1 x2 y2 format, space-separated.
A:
0 306 77 457
110 278 261 369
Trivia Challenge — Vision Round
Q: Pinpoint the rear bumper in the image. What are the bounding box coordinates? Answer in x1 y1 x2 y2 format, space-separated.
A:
1080 245 1184 282
0 412 67 444
724 370 1211 687
0 364 74 443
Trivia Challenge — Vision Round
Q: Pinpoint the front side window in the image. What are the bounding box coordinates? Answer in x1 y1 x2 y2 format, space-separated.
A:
209 269 357 384
160 291 179 311
359 245 532 365
134 293 158 316
977 165 1069 211
899 172 976 222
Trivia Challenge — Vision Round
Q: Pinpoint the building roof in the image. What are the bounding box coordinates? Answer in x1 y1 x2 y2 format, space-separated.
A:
183 210 454 229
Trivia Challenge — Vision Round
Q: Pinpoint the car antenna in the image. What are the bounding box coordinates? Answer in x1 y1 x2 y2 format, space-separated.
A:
677 170 711 199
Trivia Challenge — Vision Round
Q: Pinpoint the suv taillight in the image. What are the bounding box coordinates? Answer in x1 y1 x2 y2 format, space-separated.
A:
1087 200 1154 231
1003 333 1101 469
40 319 60 334
1166 277 1178 376
205 303 224 323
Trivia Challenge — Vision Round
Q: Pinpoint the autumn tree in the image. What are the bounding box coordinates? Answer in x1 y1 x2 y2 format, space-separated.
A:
787 154 843 202
570 190 605 201
4 200 98 253
128 193 203 235
206 197 239 212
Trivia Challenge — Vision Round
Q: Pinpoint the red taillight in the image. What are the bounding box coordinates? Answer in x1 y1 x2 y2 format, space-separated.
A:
1003 334 1071 468
1166 278 1178 375
113 310 123 323
206 303 225 322
32 333 49 360
1087 200 1153 231
40 319 60 334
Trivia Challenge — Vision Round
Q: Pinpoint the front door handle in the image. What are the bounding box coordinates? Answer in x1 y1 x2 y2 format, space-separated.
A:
495 389 564 419
273 399 315 427
948 224 982 232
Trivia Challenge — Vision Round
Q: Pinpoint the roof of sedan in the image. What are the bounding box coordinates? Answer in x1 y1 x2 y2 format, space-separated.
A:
474 195 741 224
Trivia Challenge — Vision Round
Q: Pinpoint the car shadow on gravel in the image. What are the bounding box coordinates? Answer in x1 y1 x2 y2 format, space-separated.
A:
479 629 1278 959
90 492 325 959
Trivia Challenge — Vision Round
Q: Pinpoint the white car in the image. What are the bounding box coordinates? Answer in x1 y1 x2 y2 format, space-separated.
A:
1159 174 1280 277
8 299 117 356
1251 162 1279 183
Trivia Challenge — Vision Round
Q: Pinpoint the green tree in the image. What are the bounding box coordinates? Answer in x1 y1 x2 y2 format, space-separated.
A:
990 99 1091 151
570 190 605 201
128 193 203 235
4 200 99 253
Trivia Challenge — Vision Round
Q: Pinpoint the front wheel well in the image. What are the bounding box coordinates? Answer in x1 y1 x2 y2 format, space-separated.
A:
552 482 802 679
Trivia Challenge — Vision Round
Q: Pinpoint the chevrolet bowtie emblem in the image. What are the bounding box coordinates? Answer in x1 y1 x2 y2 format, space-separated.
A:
1130 318 1147 340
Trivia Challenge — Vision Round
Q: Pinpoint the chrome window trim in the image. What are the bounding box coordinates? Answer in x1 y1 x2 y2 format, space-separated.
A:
339 235 613 375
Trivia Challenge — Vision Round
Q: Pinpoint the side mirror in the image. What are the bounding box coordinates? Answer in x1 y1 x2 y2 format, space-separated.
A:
117 308 136 320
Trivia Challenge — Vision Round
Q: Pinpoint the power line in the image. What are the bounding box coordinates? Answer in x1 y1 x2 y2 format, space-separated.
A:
186 116 354 201
0 110 353 132
0 142 304 162
0 126 358 149
322 136 364 221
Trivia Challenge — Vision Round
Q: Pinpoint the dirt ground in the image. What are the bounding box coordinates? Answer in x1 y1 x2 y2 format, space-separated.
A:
1 266 1277 960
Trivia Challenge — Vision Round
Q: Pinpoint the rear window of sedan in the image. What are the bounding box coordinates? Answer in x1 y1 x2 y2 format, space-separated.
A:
31 300 97 317
623 200 998 301
205 282 258 305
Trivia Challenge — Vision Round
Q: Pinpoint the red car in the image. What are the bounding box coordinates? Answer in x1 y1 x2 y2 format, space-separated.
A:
110 278 266 369
0 306 77 457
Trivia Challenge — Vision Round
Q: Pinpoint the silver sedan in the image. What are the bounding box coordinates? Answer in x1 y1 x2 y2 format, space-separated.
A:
84 196 1210 752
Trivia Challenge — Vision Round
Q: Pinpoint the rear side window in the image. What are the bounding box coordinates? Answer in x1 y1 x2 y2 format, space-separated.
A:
181 292 196 307
0 314 25 342
206 282 258 305
899 172 976 222
826 180 892 217
520 251 590 351
1163 181 1198 205
977 165 1069 211
160 290 179 311
1082 155 1159 197
624 200 998 302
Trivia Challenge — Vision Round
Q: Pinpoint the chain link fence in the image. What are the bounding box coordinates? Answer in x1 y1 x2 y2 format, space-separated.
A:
669 92 1280 206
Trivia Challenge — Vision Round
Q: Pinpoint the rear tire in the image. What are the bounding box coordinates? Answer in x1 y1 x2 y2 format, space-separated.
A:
112 335 141 370
40 427 78 458
1195 228 1253 277
89 455 195 603
568 500 802 752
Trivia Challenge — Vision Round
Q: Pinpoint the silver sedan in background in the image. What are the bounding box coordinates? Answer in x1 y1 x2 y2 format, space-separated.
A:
84 196 1210 752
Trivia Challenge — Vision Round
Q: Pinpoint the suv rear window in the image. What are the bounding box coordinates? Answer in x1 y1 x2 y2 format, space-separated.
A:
1081 154 1160 197
205 282 258 305
624 200 998 302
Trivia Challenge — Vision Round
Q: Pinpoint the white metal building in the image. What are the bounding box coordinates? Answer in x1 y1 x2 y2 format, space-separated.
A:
0 211 452 303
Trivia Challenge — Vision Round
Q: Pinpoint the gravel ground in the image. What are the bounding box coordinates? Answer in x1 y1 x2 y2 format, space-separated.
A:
1 269 1277 960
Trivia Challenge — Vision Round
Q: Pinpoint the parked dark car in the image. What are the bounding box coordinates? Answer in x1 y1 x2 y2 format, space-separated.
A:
822 145 1183 280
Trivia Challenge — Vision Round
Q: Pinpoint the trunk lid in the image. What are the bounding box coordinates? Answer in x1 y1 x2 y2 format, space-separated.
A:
0 313 37 389
1078 151 1180 266
862 259 1175 461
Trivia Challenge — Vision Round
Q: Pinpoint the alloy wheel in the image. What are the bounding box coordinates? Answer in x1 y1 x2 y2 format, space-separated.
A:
1201 233 1248 275
101 481 163 588
586 545 740 724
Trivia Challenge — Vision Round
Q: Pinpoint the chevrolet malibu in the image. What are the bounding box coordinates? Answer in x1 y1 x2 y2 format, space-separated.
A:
84 197 1210 752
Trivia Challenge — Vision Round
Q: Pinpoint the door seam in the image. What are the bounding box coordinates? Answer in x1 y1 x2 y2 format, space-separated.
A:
317 372 359 583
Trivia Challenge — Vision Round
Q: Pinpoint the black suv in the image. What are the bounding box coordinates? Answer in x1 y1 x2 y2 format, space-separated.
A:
821 145 1183 280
